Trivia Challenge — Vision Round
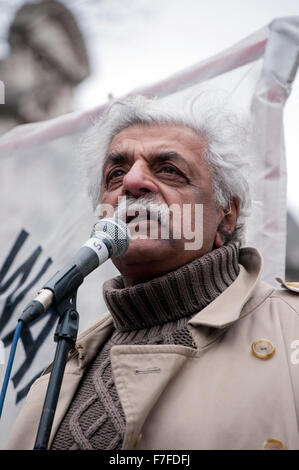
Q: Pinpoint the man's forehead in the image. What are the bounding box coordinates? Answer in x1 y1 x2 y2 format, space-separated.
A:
105 123 207 168
108 122 206 149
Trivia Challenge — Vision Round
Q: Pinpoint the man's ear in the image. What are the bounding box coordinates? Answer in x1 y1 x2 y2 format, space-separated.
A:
214 198 240 248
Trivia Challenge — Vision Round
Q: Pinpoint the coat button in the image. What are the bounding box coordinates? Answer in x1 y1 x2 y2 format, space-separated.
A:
263 439 287 450
76 343 86 360
133 433 142 448
251 339 275 360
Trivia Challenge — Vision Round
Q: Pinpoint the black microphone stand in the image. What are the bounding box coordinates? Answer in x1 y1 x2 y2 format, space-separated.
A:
33 291 79 450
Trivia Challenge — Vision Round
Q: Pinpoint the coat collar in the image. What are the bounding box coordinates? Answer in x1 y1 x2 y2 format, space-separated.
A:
188 246 264 329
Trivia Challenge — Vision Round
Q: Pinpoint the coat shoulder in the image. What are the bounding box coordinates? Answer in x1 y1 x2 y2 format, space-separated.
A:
268 278 299 315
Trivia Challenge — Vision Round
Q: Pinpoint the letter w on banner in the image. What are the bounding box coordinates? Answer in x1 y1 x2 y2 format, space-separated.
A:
0 17 298 446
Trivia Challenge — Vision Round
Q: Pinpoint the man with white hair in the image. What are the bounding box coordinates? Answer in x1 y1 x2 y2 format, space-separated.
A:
6 94 299 450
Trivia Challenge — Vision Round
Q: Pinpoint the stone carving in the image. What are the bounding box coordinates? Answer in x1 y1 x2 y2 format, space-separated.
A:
0 0 90 135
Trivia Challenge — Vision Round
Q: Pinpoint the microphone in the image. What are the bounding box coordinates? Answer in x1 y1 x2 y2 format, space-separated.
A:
20 218 130 324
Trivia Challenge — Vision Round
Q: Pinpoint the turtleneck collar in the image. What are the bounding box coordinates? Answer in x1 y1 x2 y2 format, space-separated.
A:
103 242 240 332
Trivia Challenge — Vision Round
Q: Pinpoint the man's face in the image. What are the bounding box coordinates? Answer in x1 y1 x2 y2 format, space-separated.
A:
100 123 229 286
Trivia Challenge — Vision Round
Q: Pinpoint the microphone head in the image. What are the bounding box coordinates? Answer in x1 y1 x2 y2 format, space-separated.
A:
91 218 131 258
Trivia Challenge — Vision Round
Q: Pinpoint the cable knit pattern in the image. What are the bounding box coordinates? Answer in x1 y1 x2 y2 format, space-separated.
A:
51 242 240 450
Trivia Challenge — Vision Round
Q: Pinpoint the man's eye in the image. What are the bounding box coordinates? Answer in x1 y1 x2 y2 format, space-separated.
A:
159 165 185 177
158 165 189 183
160 165 178 174
107 169 125 181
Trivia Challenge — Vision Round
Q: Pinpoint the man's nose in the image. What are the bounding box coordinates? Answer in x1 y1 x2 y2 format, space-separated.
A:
122 161 159 197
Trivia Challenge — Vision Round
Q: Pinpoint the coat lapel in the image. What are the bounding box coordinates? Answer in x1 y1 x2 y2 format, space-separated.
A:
188 247 263 330
110 343 194 449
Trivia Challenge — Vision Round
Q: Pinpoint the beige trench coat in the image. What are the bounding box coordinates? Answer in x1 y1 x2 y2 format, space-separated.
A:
5 247 299 450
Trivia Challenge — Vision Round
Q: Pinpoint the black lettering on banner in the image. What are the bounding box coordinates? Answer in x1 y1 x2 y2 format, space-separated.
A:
0 230 52 333
0 229 54 402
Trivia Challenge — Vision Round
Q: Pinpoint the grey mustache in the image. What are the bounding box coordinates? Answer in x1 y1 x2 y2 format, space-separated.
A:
114 196 170 226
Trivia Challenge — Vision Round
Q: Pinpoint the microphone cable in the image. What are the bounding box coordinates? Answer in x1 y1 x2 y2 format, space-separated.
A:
0 320 24 418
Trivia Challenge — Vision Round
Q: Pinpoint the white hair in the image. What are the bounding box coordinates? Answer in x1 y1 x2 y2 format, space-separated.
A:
81 91 252 245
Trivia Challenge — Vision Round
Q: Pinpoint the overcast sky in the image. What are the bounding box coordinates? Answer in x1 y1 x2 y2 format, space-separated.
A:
69 0 299 106
1 0 299 221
